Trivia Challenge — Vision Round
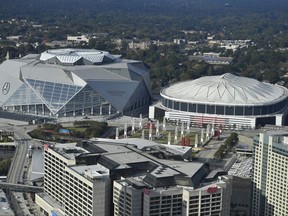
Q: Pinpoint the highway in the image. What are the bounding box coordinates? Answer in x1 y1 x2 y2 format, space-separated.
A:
7 128 32 184
0 122 43 215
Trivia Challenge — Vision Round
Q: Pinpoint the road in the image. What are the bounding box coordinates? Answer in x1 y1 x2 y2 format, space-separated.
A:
0 122 41 216
7 129 31 184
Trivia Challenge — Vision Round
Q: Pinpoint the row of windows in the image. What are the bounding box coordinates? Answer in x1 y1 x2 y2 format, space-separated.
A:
44 150 95 214
64 202 92 216
162 98 287 116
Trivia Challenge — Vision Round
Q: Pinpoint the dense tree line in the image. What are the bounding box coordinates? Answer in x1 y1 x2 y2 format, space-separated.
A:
123 44 288 89
1 0 288 88
0 159 11 176
73 121 108 138
1 0 288 42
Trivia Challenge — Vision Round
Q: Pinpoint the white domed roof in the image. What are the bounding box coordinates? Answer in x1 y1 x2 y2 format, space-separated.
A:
161 73 288 106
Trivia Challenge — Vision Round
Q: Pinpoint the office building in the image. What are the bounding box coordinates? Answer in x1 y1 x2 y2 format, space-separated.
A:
252 131 288 215
36 138 232 216
36 143 112 216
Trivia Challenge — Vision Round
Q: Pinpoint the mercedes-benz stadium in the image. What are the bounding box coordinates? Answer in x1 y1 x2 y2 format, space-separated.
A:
0 49 151 118
149 73 288 128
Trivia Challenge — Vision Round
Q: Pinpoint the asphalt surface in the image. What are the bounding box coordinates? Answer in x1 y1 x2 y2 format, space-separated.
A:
6 127 32 184
0 122 38 216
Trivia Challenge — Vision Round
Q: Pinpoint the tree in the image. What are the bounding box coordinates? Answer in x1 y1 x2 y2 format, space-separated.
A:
0 159 12 175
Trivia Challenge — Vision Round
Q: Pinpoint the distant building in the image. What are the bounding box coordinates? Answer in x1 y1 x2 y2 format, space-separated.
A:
128 41 151 50
189 52 233 65
173 38 186 45
32 24 43 28
44 40 73 48
6 35 23 41
67 35 90 43
153 40 174 46
208 40 251 51
252 131 288 215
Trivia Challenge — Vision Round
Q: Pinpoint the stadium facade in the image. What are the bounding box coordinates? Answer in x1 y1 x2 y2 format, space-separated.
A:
149 73 288 128
0 49 151 117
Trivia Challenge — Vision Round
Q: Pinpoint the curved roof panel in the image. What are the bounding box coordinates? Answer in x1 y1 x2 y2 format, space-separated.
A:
161 73 288 106
56 55 82 64
40 48 119 65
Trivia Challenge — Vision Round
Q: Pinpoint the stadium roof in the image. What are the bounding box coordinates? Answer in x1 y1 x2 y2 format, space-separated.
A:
0 49 151 114
161 73 288 106
40 48 119 65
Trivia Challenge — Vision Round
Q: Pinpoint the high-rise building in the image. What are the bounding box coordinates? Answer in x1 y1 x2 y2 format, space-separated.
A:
113 176 231 216
36 139 232 216
252 131 288 215
36 144 112 216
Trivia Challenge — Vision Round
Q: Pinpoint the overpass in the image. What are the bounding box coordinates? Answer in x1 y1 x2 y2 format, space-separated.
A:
0 182 43 193
0 142 15 147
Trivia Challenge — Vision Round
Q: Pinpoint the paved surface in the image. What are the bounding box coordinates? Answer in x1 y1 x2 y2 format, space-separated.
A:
29 149 44 183
0 121 43 216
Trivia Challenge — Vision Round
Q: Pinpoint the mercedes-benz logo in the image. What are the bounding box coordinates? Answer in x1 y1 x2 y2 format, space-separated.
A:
2 82 10 95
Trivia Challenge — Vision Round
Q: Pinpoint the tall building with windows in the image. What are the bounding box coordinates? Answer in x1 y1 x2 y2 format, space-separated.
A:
252 131 288 215
113 176 231 216
36 139 232 216
36 144 112 216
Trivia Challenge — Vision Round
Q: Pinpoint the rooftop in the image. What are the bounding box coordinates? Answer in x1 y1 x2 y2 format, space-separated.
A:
228 157 252 178
0 190 14 216
71 164 110 181
161 73 288 106
52 143 88 160
47 138 212 188
40 48 119 65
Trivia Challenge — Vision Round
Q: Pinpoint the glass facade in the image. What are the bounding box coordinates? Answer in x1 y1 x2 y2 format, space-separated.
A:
58 85 116 116
162 97 288 116
0 49 152 119
26 78 82 114
4 83 43 106
3 80 119 116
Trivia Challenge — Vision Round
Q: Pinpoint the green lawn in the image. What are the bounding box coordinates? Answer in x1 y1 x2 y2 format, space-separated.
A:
66 127 87 133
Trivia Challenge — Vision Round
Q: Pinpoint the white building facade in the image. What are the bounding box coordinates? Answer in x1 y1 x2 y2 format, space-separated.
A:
113 176 232 216
252 131 288 215
36 145 111 216
150 73 288 128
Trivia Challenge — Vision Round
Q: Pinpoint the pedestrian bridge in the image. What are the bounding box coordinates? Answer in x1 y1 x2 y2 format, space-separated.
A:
0 182 43 193
0 142 15 147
